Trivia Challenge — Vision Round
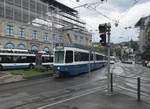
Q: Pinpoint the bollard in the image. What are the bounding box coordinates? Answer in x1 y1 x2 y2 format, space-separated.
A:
110 73 113 93
137 77 141 101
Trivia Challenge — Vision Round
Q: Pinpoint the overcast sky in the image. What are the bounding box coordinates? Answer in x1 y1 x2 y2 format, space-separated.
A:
57 0 150 43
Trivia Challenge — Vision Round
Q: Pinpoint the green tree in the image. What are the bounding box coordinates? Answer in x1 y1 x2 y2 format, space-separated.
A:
129 40 139 51
93 43 107 54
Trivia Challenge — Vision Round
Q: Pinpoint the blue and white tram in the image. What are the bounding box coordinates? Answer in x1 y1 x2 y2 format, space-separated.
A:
53 46 107 77
0 49 53 70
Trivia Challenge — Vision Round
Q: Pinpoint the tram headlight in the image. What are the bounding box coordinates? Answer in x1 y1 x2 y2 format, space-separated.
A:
57 67 60 70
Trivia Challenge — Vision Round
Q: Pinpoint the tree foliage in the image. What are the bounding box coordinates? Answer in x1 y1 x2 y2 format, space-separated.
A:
93 43 107 54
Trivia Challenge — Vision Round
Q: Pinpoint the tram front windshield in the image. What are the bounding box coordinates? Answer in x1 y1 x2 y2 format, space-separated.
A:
55 51 64 63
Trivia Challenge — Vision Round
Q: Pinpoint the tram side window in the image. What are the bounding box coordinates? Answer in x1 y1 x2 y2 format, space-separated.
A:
65 51 73 63
75 52 80 62
0 57 1 62
103 56 107 60
42 56 53 63
1 56 13 63
17 56 27 63
27 56 35 63
49 57 53 62
42 57 46 63
75 52 89 62
80 52 89 61
96 54 103 60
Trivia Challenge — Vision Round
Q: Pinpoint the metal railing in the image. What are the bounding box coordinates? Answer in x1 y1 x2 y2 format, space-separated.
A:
112 73 150 103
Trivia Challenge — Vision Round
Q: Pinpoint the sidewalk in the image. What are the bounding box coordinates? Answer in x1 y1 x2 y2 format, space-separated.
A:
0 72 23 84
49 91 150 109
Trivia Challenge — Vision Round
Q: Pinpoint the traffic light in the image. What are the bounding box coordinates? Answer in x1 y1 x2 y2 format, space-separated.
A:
98 24 107 33
98 23 107 46
100 33 106 46
98 23 111 46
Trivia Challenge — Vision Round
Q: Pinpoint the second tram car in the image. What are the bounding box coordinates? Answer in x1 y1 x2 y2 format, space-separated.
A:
53 45 107 77
0 49 53 70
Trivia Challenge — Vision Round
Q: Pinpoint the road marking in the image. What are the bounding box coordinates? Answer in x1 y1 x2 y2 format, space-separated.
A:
37 86 106 109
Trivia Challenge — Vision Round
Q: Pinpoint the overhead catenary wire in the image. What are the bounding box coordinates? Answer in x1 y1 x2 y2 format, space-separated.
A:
73 1 117 22
118 0 141 23
60 0 142 32
64 0 116 25
72 0 142 26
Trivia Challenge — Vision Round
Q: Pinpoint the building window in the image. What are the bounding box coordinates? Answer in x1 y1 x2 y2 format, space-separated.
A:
80 36 83 39
32 30 37 39
44 33 48 41
80 36 83 43
5 43 15 49
31 45 38 53
6 25 13 36
86 37 89 43
44 47 49 53
18 44 25 49
19 28 25 37
75 35 78 40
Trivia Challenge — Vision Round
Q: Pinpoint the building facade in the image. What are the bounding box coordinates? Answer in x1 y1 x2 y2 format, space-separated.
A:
135 16 150 60
0 19 53 52
0 0 91 53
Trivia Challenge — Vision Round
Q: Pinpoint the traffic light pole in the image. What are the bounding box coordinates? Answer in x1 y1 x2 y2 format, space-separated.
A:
107 23 112 94
98 23 112 94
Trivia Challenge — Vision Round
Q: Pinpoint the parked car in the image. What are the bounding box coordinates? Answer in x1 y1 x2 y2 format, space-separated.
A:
143 60 148 67
135 61 142 64
110 56 116 64
122 59 134 64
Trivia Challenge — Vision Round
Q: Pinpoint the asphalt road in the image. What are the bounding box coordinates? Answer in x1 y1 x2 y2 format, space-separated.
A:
0 66 107 109
0 63 150 109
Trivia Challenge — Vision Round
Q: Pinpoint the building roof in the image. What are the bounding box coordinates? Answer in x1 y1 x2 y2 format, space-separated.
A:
135 16 148 27
40 0 77 15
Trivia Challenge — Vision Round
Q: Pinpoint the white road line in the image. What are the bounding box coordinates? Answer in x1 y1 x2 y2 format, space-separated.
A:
37 86 106 109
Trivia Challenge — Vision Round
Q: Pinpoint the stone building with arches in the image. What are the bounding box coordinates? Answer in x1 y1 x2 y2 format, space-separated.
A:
0 0 92 54
0 20 53 53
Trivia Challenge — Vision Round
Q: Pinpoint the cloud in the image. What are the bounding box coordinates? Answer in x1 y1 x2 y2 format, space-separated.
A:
56 0 150 43
120 1 150 26
111 1 150 43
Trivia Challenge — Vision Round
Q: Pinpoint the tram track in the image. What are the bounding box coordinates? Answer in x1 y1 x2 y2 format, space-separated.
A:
0 67 107 93
0 66 108 109
0 76 95 93
0 77 53 92
5 79 107 109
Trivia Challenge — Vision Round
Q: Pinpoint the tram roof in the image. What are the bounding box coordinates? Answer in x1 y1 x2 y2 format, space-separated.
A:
0 48 28 52
55 44 106 56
